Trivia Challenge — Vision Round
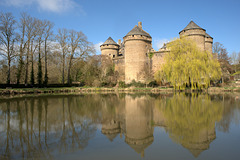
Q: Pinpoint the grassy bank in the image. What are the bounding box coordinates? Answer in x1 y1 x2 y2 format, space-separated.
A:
0 87 173 95
0 86 240 95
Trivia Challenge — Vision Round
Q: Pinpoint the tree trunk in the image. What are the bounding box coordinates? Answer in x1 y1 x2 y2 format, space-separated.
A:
17 26 25 85
30 40 34 85
17 47 24 85
25 41 30 85
67 55 73 85
62 55 65 84
7 58 11 85
38 40 42 86
6 40 11 85
44 40 48 86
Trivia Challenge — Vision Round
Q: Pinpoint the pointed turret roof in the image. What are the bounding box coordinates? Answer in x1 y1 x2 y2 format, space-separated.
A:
179 21 205 34
205 32 213 38
125 25 151 38
101 37 119 46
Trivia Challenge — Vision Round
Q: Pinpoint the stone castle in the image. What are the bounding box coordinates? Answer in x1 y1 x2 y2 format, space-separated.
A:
100 21 213 83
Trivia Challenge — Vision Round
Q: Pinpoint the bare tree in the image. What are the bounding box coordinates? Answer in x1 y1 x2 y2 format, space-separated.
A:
16 13 27 85
56 28 69 84
231 51 238 72
36 19 46 86
213 42 224 54
213 42 232 84
25 16 38 85
43 20 54 86
67 30 87 84
0 12 17 84
237 52 240 64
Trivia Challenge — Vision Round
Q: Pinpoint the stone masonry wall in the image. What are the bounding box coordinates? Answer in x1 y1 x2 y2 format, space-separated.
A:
113 57 125 81
101 44 119 58
151 51 168 74
205 37 213 53
180 29 206 51
124 35 152 83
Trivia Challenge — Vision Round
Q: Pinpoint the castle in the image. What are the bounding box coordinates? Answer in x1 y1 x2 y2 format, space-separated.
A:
100 21 213 83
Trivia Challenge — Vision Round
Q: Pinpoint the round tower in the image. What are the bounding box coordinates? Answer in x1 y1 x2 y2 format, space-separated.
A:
124 22 152 83
100 37 119 59
179 21 206 51
205 33 213 53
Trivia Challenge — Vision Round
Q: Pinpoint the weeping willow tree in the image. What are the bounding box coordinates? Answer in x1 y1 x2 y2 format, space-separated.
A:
155 38 221 89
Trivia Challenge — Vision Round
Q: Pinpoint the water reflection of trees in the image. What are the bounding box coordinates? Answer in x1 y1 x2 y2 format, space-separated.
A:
0 95 102 159
155 93 224 157
0 93 239 159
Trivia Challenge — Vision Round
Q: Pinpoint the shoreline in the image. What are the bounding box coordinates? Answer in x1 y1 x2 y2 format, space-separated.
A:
0 86 240 96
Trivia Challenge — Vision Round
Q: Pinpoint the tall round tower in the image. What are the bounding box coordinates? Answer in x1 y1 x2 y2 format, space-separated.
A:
205 33 213 53
179 21 206 51
124 22 152 83
100 37 119 59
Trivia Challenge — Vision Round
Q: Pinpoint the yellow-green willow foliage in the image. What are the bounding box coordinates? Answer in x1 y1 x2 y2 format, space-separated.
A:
155 93 224 152
155 38 222 89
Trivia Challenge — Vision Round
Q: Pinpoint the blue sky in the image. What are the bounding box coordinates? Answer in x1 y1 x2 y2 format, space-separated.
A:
0 0 240 55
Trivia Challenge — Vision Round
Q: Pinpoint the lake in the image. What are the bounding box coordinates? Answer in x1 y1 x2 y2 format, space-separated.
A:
0 92 240 160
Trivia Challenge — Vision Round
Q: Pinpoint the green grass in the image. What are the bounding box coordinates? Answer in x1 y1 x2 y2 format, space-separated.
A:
1 86 239 95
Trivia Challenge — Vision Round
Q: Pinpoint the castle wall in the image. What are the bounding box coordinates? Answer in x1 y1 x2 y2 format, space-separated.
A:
180 29 206 51
101 44 119 58
151 51 168 74
113 56 125 81
124 35 152 83
101 22 214 84
205 37 213 53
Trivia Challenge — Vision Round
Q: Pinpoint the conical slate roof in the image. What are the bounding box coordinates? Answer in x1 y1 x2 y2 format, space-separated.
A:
101 37 119 46
125 25 151 38
180 21 205 33
205 32 213 38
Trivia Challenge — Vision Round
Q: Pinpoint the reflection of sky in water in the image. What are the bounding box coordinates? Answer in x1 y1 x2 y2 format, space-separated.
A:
0 93 239 160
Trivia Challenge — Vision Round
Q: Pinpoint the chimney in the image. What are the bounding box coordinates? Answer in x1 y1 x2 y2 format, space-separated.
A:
138 22 142 29
118 39 121 45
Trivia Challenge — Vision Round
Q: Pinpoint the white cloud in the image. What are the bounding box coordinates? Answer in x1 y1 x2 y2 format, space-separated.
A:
1 0 84 14
37 0 76 13
94 41 103 55
1 0 34 7
153 38 169 50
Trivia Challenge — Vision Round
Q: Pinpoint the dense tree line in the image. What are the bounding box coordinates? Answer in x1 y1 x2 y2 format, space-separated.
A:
0 12 117 87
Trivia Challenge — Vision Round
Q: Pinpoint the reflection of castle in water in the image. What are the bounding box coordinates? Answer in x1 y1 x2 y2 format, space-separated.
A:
0 93 237 159
101 93 224 158
101 95 154 157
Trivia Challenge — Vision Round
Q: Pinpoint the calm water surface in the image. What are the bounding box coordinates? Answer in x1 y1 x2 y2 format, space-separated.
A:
0 93 240 160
